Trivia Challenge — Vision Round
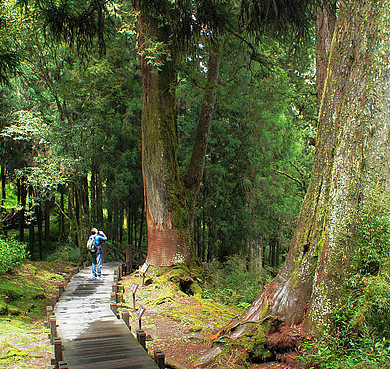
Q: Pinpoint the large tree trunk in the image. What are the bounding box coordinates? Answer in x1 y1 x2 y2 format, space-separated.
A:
136 2 222 265
224 0 390 340
136 4 190 266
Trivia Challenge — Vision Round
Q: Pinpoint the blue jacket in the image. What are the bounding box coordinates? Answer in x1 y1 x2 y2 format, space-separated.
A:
93 234 107 255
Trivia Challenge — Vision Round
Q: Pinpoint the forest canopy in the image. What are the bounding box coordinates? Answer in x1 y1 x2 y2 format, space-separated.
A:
0 0 316 271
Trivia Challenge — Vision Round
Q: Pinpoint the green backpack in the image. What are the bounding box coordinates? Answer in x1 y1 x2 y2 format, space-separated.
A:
86 236 97 252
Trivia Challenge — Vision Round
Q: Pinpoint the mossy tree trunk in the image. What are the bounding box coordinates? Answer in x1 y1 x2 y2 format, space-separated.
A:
136 3 222 266
227 0 390 338
137 7 188 265
316 0 336 105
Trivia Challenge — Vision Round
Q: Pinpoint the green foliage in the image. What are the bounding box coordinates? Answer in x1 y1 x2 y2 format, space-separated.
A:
302 335 390 369
201 255 260 310
45 242 80 263
0 237 28 275
179 34 316 265
302 189 390 368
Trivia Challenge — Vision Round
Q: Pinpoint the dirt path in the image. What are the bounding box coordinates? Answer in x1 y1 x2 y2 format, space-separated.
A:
119 267 294 369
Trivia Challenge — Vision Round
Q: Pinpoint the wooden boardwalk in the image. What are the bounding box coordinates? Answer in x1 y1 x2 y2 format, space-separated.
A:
54 262 159 369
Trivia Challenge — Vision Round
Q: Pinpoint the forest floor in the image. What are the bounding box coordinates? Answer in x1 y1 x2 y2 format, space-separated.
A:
120 265 301 369
0 261 72 369
0 262 302 368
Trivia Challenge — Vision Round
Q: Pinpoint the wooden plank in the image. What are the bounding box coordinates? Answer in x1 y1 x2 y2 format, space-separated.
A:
54 262 158 369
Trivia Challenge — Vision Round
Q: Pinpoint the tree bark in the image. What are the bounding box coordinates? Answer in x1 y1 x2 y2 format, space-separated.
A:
37 202 43 260
316 0 336 105
96 170 104 226
136 3 190 266
44 198 53 248
71 180 88 258
18 179 26 242
1 166 6 206
224 0 390 339
136 2 222 265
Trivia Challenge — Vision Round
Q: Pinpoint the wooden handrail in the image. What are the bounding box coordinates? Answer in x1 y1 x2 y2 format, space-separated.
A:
103 243 147 272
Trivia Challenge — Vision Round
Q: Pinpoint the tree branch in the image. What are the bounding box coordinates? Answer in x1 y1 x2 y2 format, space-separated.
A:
183 40 222 199
275 169 306 192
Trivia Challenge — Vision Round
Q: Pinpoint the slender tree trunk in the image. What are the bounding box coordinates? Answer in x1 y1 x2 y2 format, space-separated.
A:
222 0 390 340
37 202 43 260
1 166 6 206
119 209 124 244
81 175 89 223
112 202 119 242
91 168 97 224
68 184 74 238
96 171 103 226
44 199 53 248
59 185 65 239
138 200 145 249
19 179 26 242
71 180 88 258
28 187 34 260
128 202 133 246
29 217 35 260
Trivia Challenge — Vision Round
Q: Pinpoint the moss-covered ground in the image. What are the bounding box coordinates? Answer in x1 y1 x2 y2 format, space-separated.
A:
0 261 72 369
118 265 288 369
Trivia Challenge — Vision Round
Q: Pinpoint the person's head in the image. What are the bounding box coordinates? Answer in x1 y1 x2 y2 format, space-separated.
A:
91 228 98 235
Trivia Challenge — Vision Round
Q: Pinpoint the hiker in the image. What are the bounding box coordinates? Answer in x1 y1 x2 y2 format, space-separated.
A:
89 228 107 278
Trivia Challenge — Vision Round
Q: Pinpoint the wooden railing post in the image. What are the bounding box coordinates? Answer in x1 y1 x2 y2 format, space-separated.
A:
45 306 53 327
125 244 132 273
154 350 165 369
51 294 58 309
58 283 64 297
136 330 146 351
54 337 63 368
49 316 57 345
122 311 131 329
112 283 118 293
110 302 118 317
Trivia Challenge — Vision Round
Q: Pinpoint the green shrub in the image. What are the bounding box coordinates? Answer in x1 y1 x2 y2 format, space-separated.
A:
0 237 28 274
45 242 80 263
201 254 260 310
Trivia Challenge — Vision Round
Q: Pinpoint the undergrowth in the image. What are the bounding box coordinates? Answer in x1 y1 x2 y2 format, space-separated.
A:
0 236 28 275
200 255 261 310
